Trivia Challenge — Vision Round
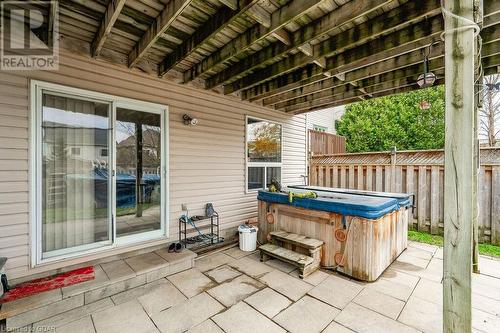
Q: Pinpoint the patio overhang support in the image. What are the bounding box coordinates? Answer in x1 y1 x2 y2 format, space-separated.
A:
443 0 478 332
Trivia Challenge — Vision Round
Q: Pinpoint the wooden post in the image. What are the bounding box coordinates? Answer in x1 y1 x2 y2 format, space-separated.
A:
136 123 143 217
443 1 477 332
472 0 484 275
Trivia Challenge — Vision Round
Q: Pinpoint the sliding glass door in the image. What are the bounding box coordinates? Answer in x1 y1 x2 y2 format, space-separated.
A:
115 107 163 240
33 81 168 264
40 92 113 258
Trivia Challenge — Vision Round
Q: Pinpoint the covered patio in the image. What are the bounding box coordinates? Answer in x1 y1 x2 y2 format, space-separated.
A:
5 242 500 333
1 0 499 332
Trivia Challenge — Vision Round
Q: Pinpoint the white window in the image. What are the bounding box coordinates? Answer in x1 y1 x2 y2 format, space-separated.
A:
31 81 169 265
246 116 282 192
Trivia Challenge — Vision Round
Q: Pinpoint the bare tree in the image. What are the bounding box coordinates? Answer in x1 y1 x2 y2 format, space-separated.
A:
480 74 500 146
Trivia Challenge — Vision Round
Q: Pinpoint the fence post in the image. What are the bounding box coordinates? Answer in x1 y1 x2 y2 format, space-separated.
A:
390 147 397 192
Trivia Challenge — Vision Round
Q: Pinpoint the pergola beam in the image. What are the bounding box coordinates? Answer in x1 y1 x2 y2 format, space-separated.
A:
274 63 445 110
91 0 127 57
250 23 499 104
233 25 443 97
443 0 476 332
182 0 324 83
264 58 443 106
204 0 394 89
222 3 443 94
158 0 261 77
128 0 193 68
282 74 445 113
289 78 444 114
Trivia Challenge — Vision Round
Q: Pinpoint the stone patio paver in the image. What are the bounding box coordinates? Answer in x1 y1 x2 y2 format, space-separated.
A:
195 252 234 272
92 300 158 333
124 252 168 275
212 301 285 333
259 269 313 301
205 265 241 283
336 302 420 333
353 288 405 319
207 274 263 307
167 268 215 298
289 269 329 286
412 277 442 305
33 297 113 329
398 295 442 333
223 247 253 259
56 316 96 333
244 287 292 318
151 292 224 333
265 258 297 273
472 292 500 316
322 321 356 333
62 265 110 298
274 295 339 333
101 259 135 282
308 275 363 309
403 246 434 260
137 281 187 315
366 277 415 301
111 279 166 305
228 256 274 277
187 319 224 333
472 308 500 333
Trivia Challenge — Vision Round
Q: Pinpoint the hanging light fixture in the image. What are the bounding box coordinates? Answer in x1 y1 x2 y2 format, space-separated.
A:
417 44 436 88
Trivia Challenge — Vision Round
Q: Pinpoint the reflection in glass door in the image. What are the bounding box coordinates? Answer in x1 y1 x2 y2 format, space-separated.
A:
115 108 162 238
41 92 112 258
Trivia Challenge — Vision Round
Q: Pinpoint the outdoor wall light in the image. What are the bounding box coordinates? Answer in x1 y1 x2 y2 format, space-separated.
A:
417 45 436 88
183 114 198 126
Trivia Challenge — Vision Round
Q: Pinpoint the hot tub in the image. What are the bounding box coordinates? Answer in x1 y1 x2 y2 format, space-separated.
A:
257 186 412 281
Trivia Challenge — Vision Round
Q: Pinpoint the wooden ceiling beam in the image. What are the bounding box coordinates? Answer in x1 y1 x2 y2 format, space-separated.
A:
158 0 261 77
290 78 445 114
266 58 445 107
242 41 444 102
246 4 271 28
219 0 238 11
128 0 193 68
280 69 445 113
91 0 127 57
225 14 443 94
182 0 324 83
206 0 396 90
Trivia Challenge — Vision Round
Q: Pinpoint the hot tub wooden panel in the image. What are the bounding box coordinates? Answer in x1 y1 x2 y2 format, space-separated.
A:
258 200 408 281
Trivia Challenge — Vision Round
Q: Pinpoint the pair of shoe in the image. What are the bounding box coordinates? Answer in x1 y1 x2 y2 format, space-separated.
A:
168 242 183 253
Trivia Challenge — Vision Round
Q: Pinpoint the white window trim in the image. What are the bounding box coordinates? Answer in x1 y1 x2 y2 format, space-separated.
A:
29 80 170 267
245 115 283 193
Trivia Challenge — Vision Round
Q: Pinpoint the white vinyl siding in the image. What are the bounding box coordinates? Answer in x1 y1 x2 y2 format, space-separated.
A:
0 49 307 280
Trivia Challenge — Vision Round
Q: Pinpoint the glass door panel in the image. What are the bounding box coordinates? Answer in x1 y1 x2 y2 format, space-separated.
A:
115 108 162 238
41 92 112 258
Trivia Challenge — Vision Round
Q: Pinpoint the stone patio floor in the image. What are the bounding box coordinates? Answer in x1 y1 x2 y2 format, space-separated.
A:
36 241 500 333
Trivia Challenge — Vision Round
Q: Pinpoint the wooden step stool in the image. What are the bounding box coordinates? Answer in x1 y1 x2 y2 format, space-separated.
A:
259 230 323 278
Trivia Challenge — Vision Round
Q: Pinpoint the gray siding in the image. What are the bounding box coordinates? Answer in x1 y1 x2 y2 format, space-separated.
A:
0 50 306 279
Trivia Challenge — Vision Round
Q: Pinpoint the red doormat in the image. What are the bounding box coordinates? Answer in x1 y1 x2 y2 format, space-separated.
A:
0 266 94 304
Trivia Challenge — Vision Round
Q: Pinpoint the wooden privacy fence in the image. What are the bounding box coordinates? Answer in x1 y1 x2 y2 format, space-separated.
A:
308 130 346 155
309 148 500 245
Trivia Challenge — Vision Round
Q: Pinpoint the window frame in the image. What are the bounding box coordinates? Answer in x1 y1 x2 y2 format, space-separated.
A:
30 80 170 267
245 115 283 193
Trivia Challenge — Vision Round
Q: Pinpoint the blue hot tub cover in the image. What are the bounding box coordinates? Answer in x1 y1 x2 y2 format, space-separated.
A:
288 185 413 207
258 187 411 220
